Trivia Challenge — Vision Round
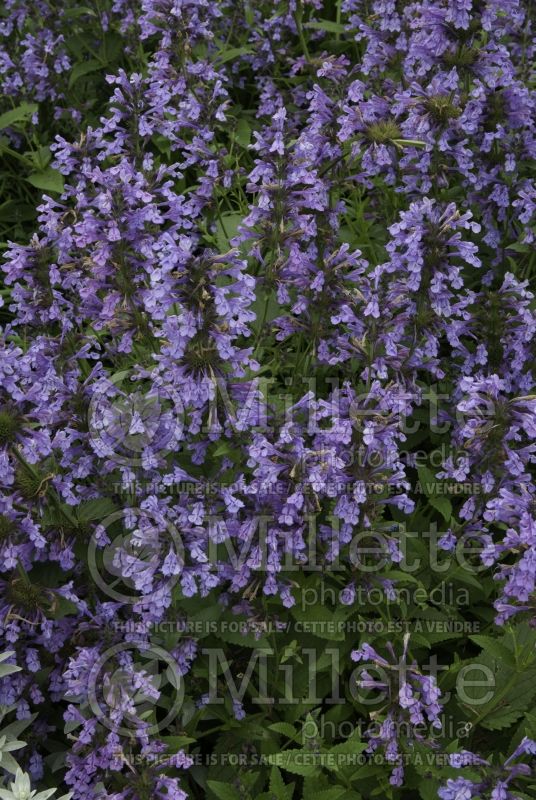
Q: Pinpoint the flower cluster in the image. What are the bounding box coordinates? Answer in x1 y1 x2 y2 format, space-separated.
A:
351 635 443 787
439 738 536 800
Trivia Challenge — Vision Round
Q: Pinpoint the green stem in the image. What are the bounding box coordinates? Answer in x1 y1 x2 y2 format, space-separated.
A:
294 1 311 61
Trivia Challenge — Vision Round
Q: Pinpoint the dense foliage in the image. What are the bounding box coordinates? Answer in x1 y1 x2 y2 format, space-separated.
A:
0 1 535 799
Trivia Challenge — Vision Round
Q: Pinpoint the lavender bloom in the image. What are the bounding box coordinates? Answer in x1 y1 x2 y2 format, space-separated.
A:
439 374 536 623
440 739 536 800
351 635 443 786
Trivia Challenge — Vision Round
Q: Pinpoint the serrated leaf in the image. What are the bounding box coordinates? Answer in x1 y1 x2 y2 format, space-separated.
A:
417 465 452 521
26 168 64 194
69 59 102 88
207 780 241 800
268 751 320 777
268 722 298 739
328 737 367 758
290 602 351 641
469 635 516 666
481 706 525 730
269 766 294 800
308 789 346 800
349 764 386 782
214 626 270 648
419 782 441 800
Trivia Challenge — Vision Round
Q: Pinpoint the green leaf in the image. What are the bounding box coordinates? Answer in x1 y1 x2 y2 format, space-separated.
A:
447 566 484 590
417 465 453 521
214 626 271 648
267 751 321 777
269 766 294 800
507 241 530 253
0 663 22 679
26 168 64 194
428 494 452 522
305 789 346 800
349 764 386 782
76 498 117 523
0 751 22 775
207 780 241 800
251 289 280 336
469 635 516 666
381 569 424 586
305 20 346 34
290 602 351 641
98 32 122 62
31 146 52 171
268 722 298 739
216 213 243 251
1 715 36 739
511 793 536 800
0 651 15 662
234 118 251 148
215 46 253 64
69 59 102 88
328 737 367 759
62 6 96 18
49 594 79 620
481 706 525 730
160 735 196 749
0 103 38 130
212 441 234 458
416 465 437 492
392 138 427 148
419 781 441 800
